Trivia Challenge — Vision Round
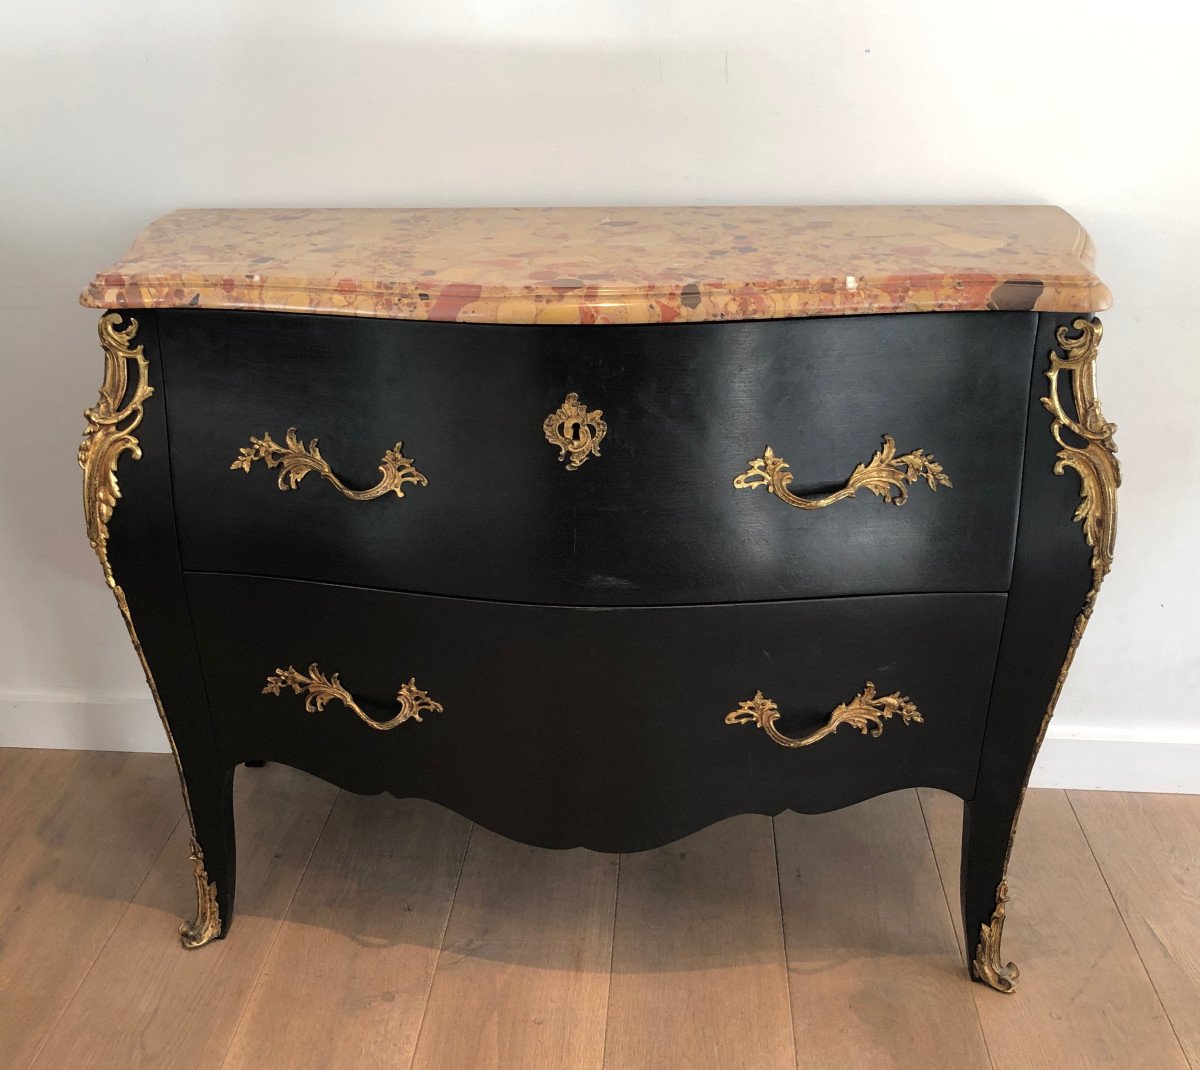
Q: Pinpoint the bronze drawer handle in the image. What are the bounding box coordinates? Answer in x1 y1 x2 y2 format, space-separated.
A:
725 682 923 748
263 663 442 731
734 435 951 509
232 427 427 500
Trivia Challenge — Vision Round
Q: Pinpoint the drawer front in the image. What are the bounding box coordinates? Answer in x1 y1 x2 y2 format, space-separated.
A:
162 309 1034 604
185 573 1005 851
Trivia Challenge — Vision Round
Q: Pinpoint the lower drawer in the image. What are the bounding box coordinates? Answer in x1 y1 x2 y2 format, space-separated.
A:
184 575 1005 850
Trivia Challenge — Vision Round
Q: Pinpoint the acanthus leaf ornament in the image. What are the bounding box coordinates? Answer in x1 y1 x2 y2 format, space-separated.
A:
971 882 1019 994
543 392 607 470
79 313 153 588
80 313 222 948
180 839 222 949
1041 317 1120 597
232 427 427 501
264 663 443 732
734 435 951 510
725 681 923 749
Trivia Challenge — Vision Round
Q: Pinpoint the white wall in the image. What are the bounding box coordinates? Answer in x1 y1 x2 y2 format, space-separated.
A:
2 2 1197 789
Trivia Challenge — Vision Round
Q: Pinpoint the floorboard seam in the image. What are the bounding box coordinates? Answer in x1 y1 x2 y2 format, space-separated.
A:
598 853 621 1070
1066 791 1194 1069
915 789 967 964
769 816 802 1070
406 821 475 1070
216 785 340 1070
26 806 185 1070
918 791 1001 1069
915 790 999 1070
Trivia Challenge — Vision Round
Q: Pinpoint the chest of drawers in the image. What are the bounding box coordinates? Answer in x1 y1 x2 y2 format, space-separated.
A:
79 205 1117 993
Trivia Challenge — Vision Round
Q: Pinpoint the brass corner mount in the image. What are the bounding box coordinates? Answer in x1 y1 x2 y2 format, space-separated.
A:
180 839 222 948
979 316 1120 994
81 313 223 950
972 882 1018 994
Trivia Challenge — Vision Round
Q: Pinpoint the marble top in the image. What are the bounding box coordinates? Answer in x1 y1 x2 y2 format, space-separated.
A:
81 205 1110 325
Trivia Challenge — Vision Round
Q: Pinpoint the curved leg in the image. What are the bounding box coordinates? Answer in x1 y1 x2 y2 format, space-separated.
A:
80 312 237 949
960 313 1119 994
961 794 1020 993
179 764 236 947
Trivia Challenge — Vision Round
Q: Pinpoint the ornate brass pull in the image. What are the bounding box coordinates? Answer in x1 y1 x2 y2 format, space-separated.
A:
725 682 923 749
734 435 951 509
263 663 442 731
232 428 427 500
544 392 607 470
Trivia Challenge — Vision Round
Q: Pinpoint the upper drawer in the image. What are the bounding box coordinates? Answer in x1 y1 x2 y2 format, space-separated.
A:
159 309 1035 604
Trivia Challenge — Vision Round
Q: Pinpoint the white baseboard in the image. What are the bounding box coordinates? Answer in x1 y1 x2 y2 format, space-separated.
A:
2 696 1197 794
0 694 169 754
1030 723 1200 793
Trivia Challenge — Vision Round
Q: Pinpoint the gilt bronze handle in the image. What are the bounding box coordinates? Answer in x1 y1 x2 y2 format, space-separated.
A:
725 682 923 749
734 435 950 509
263 663 442 732
232 428 427 501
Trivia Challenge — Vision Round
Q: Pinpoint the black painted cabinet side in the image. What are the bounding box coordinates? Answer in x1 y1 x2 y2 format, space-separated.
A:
98 311 237 939
960 311 1102 980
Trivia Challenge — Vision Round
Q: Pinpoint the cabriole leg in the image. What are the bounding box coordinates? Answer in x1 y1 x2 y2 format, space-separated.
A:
80 311 235 950
957 313 1120 995
961 794 1021 993
179 764 236 947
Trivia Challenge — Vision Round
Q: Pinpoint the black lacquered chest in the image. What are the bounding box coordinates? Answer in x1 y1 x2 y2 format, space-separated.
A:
80 205 1118 992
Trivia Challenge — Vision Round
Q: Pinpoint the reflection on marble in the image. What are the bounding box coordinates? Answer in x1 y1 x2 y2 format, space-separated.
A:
82 205 1110 325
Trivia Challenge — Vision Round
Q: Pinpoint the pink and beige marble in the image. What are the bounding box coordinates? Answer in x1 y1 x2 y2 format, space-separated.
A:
81 205 1110 325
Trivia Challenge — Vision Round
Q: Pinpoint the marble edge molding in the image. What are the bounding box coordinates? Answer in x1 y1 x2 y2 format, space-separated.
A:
79 276 1113 324
79 205 1112 325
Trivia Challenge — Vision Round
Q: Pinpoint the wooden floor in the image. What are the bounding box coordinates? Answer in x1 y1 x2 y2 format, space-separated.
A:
1 750 1196 1069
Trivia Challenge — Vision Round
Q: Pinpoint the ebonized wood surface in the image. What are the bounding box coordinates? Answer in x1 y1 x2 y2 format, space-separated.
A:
956 311 1101 961
102 314 237 935
160 310 1035 605
184 574 1005 852
94 304 1106 982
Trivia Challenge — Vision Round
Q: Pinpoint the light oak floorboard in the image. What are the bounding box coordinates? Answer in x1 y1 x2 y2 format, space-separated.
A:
222 793 471 1070
603 814 795 1070
919 787 1189 1070
0 745 51 864
1069 790 1200 1067
776 791 991 1070
0 750 182 1070
31 763 337 1070
7 748 1200 1070
410 826 617 1070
